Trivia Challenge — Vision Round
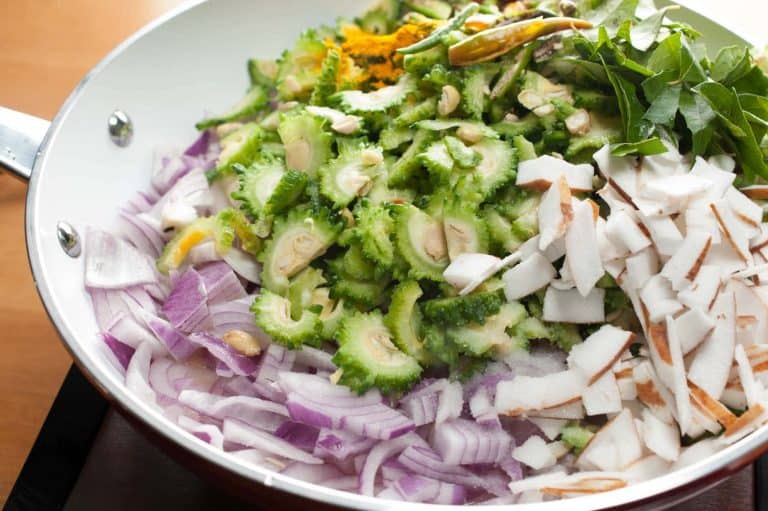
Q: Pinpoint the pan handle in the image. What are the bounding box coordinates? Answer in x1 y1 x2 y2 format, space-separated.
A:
0 106 50 183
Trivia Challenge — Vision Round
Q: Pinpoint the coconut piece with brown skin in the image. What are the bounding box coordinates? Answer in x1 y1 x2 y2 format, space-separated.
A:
495 369 587 416
660 231 713 291
516 155 594 192
566 199 604 296
633 360 677 424
577 408 643 471
543 286 605 324
688 290 736 400
582 370 623 416
567 324 636 384
537 175 574 250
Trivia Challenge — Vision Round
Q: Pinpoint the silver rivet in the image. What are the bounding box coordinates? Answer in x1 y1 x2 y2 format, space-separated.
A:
56 221 82 258
108 109 133 147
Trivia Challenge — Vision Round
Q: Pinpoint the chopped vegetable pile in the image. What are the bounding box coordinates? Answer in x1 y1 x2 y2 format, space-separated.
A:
85 0 768 505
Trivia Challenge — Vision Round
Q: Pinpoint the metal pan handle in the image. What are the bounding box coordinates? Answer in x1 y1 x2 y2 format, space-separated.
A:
0 106 50 182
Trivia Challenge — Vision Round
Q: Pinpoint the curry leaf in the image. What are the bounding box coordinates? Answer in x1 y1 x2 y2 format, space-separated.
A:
630 6 672 51
611 137 668 156
601 59 652 142
710 46 752 84
678 89 715 155
643 84 681 126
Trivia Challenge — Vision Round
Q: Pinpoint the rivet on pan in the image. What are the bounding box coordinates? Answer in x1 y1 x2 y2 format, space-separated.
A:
108 109 133 147
57 221 82 258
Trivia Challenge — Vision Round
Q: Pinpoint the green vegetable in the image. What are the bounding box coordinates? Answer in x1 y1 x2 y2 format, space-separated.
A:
248 59 278 88
403 46 448 75
422 291 503 327
259 208 342 294
561 422 595 453
354 201 396 270
276 30 328 101
287 267 327 319
380 126 415 150
310 287 347 340
333 312 422 394
442 201 489 260
341 243 378 280
208 123 263 181
357 8 394 35
156 214 234 274
444 136 481 169
251 290 322 348
512 135 537 161
398 3 479 55
404 0 452 19
446 302 529 357
385 280 431 364
462 64 498 119
465 138 517 199
232 160 307 217
394 98 438 128
484 207 525 253
278 112 333 177
196 86 269 130
332 74 417 113
327 258 391 309
388 129 434 187
319 148 378 208
393 204 449 281
309 48 340 106
419 140 454 182
416 119 499 139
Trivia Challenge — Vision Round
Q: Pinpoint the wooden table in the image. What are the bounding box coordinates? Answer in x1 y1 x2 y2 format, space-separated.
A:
0 1 184 504
0 1 761 509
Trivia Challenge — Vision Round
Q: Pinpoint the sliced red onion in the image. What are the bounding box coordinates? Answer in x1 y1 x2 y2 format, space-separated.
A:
139 312 198 360
209 296 263 337
399 380 445 426
162 268 209 333
149 168 214 221
380 459 410 483
314 428 377 461
222 247 262 284
152 149 193 194
294 346 337 372
469 385 499 426
436 381 463 424
198 261 247 304
125 342 157 407
221 376 260 398
121 190 158 215
255 344 296 387
499 455 523 482
188 333 259 376
397 446 484 489
189 240 222 265
178 389 287 418
222 419 322 464
107 313 166 355
433 419 512 465
102 333 135 371
113 214 162 257
322 476 360 491
275 421 320 451
123 286 158 315
279 461 344 484
90 288 131 331
178 415 224 449
359 433 425 496
183 129 215 158
376 486 403 500
149 357 179 401
280 373 414 440
166 359 217 394
393 475 467 505
120 212 167 258
85 230 157 289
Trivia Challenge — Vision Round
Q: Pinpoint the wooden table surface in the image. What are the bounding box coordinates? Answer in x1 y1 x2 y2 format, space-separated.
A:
0 2 761 510
0 0 184 504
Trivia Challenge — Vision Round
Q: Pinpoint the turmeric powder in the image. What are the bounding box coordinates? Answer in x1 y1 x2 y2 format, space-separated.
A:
340 22 438 88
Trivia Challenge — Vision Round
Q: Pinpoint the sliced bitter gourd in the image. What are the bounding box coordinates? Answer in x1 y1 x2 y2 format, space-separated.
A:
196 86 269 130
287 267 327 320
466 138 517 199
327 259 390 310
310 287 347 340
251 290 322 349
461 64 498 120
387 129 434 187
278 112 333 177
392 204 449 281
258 209 342 294
384 280 430 364
215 208 263 255
309 48 340 107
404 0 452 19
332 74 417 113
319 149 378 208
393 98 437 128
248 58 278 88
444 136 481 169
483 207 525 254
341 242 378 281
232 160 307 218
418 141 454 183
415 119 499 139
332 312 422 394
512 134 538 162
379 126 415 150
421 291 503 327
442 202 489 260
445 302 528 357
354 201 396 270
276 30 328 101
209 123 263 181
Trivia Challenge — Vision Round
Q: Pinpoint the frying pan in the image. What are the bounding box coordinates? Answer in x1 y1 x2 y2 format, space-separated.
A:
1 1 767 509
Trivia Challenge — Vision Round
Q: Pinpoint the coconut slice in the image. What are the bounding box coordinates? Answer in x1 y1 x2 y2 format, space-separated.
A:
678 265 722 311
633 360 677 424
687 156 736 209
741 185 768 200
538 176 574 250
605 210 652 255
582 371 623 416
624 249 660 291
725 187 763 237
443 252 501 290
593 144 635 180
605 259 627 283
711 200 752 263
734 344 764 408
502 252 556 301
666 315 693 435
708 154 736 172
529 418 568 441
622 455 672 483
674 308 715 355
549 440 570 459
685 206 722 244
730 279 768 346
688 291 736 400
495 370 587 415
642 146 688 176
528 400 586 420
705 240 750 276
539 473 629 498
577 408 643 471
640 275 684 323
508 470 569 494
637 212 683 257
543 287 605 324
643 317 674 391
566 200 604 296
673 439 723 470
516 155 594 192
639 173 711 211
512 435 557 470
721 403 768 444
615 362 638 401
568 325 636 384
640 408 680 462
688 399 723 436
660 232 713 291
596 217 630 262
688 380 738 429
519 234 567 263
721 381 748 410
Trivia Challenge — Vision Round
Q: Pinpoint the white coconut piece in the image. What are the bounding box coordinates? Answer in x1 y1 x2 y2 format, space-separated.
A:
643 318 675 391
582 371 623 416
529 418 568 441
548 440 570 459
597 182 636 215
568 325 636 384
674 308 715 355
688 291 736 400
605 259 627 283
624 249 660 291
688 380 738 430
721 381 748 410
502 252 556 301
528 400 586 420
519 235 566 263
640 274 684 323
685 206 722 244
495 370 587 415
637 212 683 257
721 403 768 445
516 155 594 192
566 200 604 296
735 344 763 408
615 362 638 401
642 147 687 176
708 154 736 172
543 287 605 324
605 210 652 254
705 240 751 276
741 185 768 200
639 173 711 208
593 144 634 179
730 279 768 346
726 187 763 237
687 156 737 209
641 409 680 462
678 265 723 311
622 455 672 483
660 231 713 291
577 408 643 472
596 217 630 262
538 176 574 251
537 473 629 498
508 471 569 494
688 400 723 436
666 315 693 435
633 360 677 424
443 252 501 290
711 199 753 264
512 436 557 470
673 438 722 470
